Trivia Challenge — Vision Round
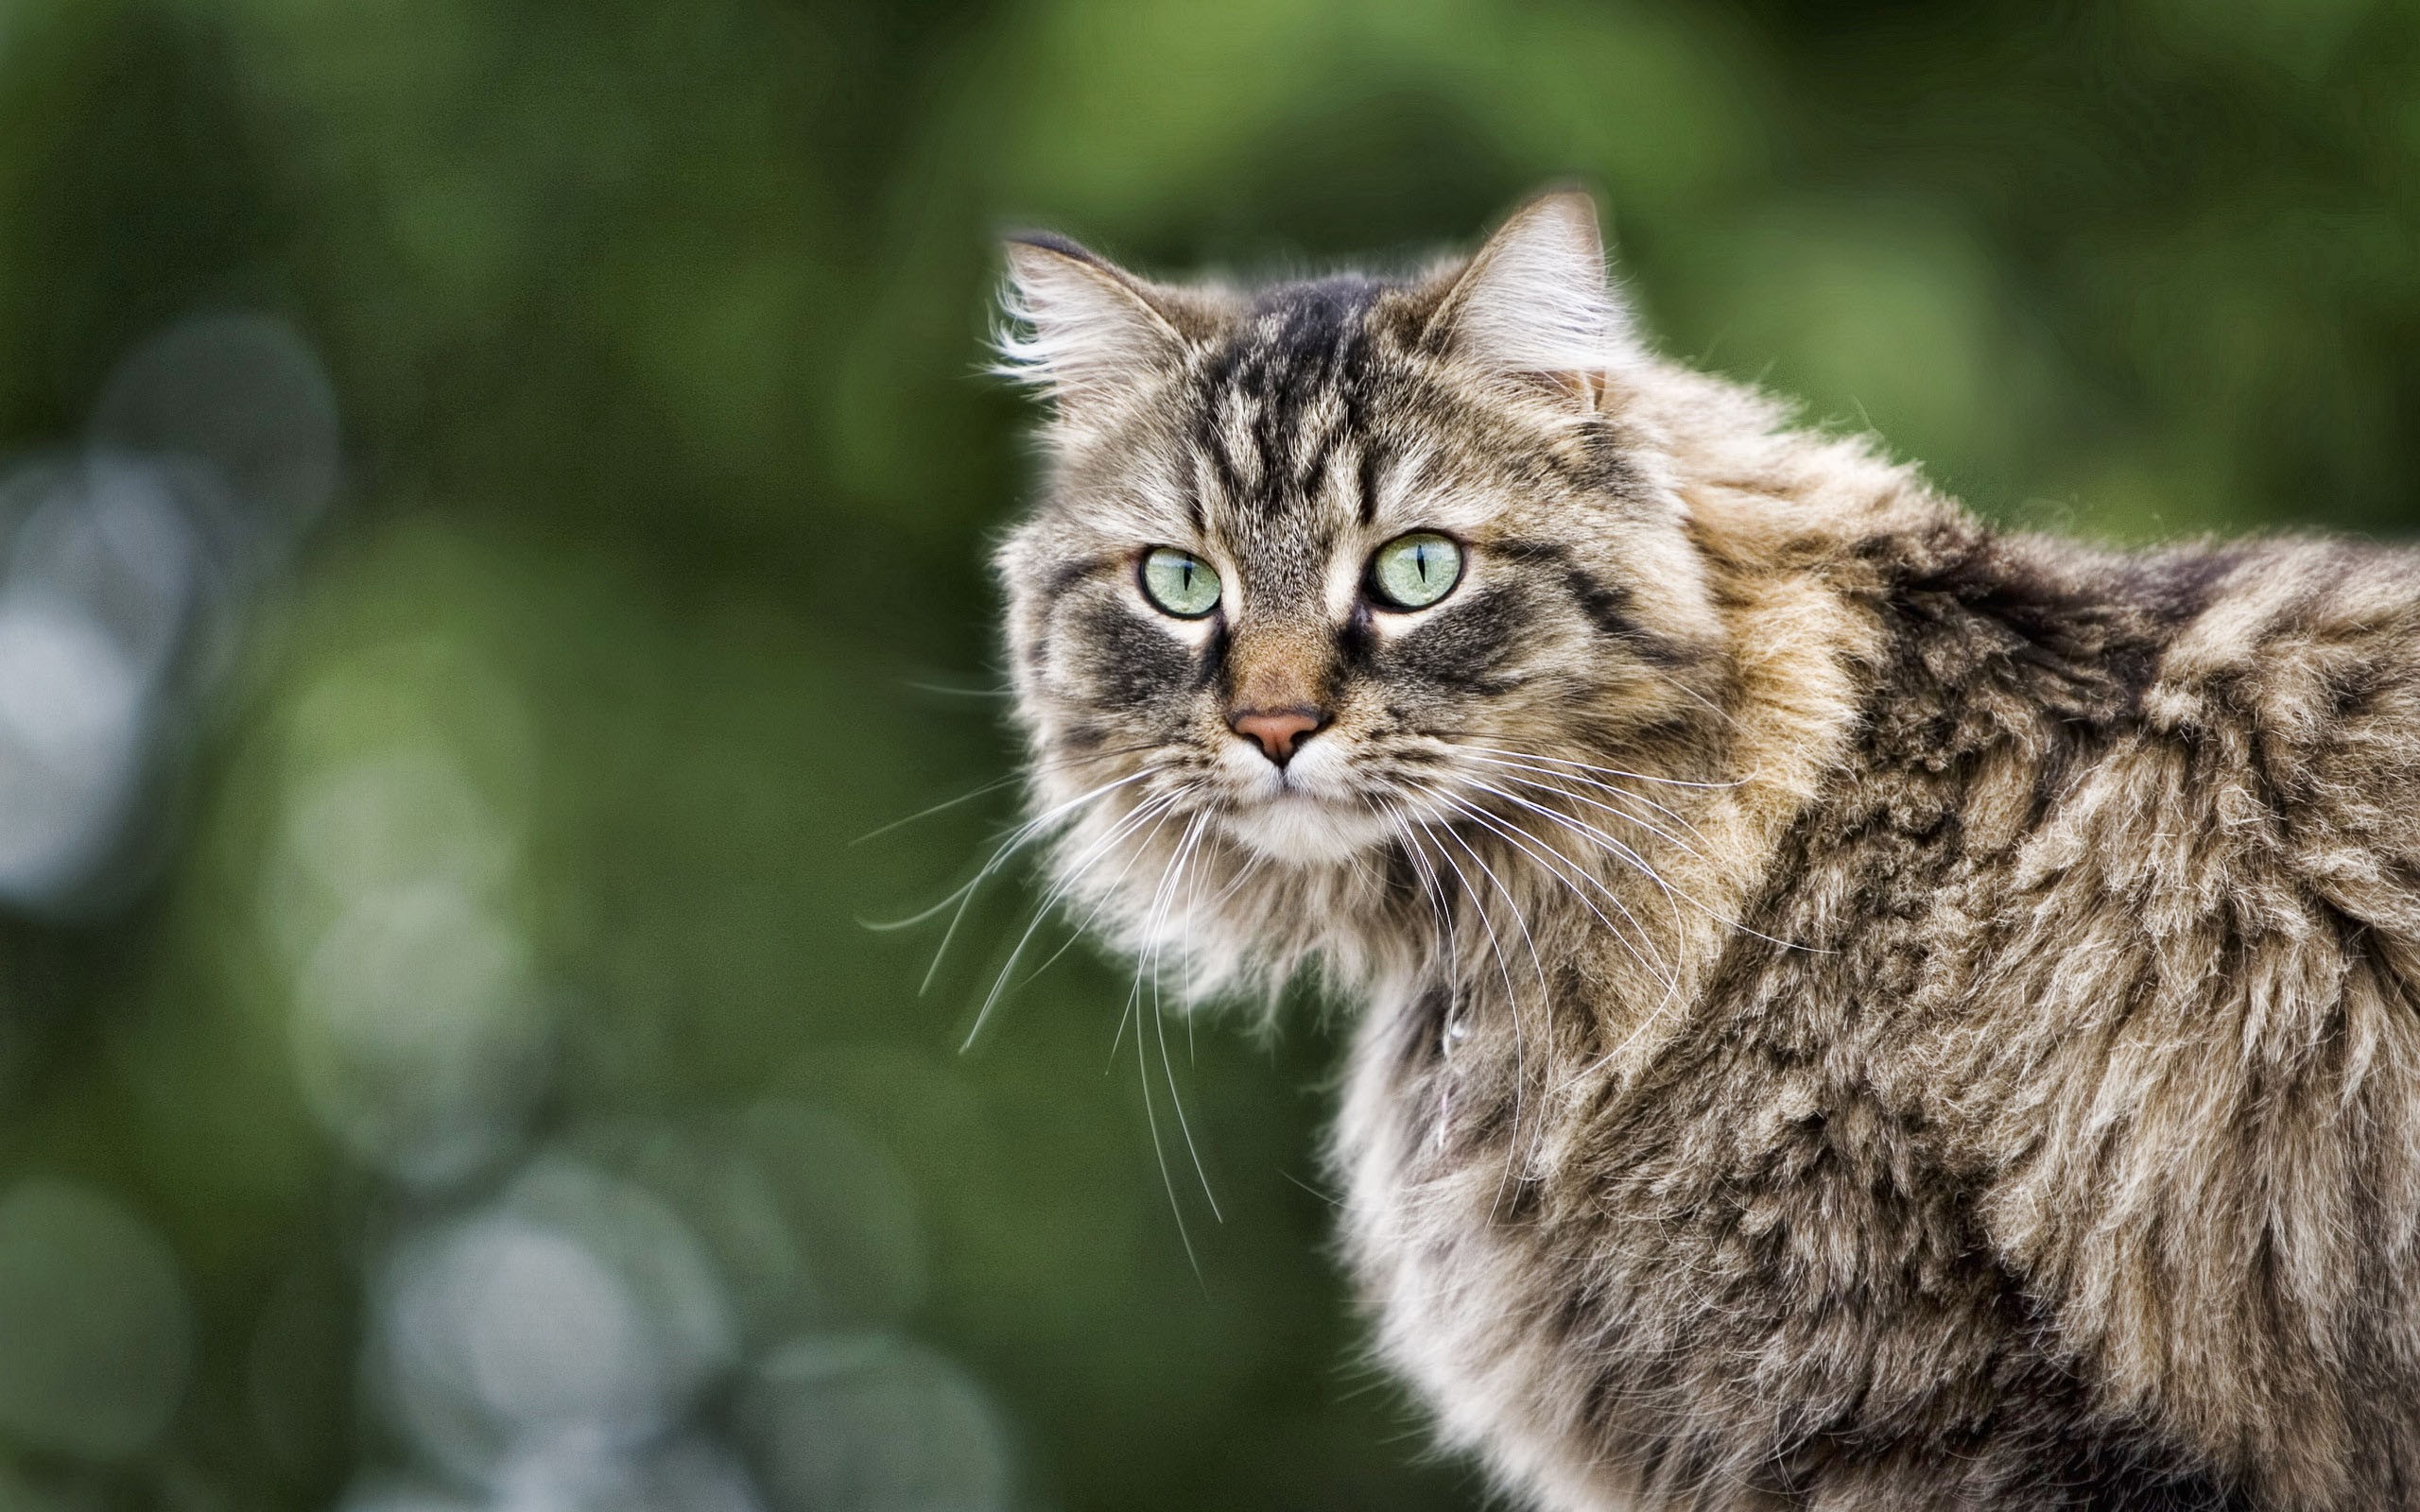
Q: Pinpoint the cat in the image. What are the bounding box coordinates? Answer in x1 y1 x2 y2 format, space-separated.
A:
990 189 2420 1511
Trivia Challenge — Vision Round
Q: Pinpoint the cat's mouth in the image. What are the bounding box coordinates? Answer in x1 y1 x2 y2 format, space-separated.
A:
1219 788 1395 865
1210 740 1403 861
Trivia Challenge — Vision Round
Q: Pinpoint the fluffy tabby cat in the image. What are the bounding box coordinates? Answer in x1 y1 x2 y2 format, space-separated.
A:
990 190 2420 1510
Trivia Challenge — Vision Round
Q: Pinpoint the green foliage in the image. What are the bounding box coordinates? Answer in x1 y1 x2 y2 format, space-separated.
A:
0 0 2413 1506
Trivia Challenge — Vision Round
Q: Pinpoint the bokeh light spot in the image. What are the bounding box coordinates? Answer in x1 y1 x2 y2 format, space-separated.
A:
739 1335 1012 1512
377 1156 736 1485
0 1179 193 1461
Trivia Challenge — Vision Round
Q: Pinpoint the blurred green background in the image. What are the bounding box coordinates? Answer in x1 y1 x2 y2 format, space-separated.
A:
0 0 2414 1507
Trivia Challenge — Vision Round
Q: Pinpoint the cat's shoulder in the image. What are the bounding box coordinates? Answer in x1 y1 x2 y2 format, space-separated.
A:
2143 534 2420 751
2130 536 2420 931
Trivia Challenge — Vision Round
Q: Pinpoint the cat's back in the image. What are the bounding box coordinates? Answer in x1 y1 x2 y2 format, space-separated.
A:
1844 524 2420 1505
1342 520 2420 1511
1827 520 2420 957
1676 523 2420 1505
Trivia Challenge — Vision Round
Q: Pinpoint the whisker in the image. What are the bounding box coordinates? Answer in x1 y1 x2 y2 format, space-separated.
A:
1461 775 1822 956
1121 805 1197 1066
1442 788 1674 991
1456 747 1728 853
963 791 1180 1050
1430 787 1678 998
1126 808 1213 1280
1418 812 1548 1203
1134 1016 1202 1282
906 769 1154 994
849 739 1166 848
1411 816 1518 1013
901 680 1012 700
1375 798 1455 981
1022 808 1204 992
1455 750 1720 852
1570 939 1718 1085
1636 661 1744 731
849 771 1028 848
1457 778 1689 936
1457 742 1753 792
860 767 1150 935
1155 815 1222 1219
1101 799 1189 1068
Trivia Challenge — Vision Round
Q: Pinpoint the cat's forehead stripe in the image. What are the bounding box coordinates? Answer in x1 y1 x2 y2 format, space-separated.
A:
1194 275 1384 522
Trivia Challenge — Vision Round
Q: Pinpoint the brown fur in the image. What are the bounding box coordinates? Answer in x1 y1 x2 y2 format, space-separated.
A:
992 194 2420 1509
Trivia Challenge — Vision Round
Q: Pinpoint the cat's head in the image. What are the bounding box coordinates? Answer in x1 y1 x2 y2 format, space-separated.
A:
994 192 1726 941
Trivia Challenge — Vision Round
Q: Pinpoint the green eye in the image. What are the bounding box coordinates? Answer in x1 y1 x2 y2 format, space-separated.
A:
1139 547 1221 617
1369 532 1463 610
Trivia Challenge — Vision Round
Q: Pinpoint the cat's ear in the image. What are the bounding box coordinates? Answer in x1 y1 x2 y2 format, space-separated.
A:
1425 189 1630 409
995 232 1189 421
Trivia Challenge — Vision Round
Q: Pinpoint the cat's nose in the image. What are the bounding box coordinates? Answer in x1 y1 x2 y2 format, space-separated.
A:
1229 707 1326 766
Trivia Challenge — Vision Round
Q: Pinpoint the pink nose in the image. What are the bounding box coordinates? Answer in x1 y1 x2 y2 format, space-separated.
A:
1229 707 1325 765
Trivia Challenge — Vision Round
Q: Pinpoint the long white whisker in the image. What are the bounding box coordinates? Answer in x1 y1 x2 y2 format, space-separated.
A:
1457 742 1751 792
1635 661 1744 731
1443 819 1553 999
1378 800 1455 981
1462 775 1820 955
1432 778 1769 1086
1468 781 1695 966
1432 779 1684 1001
1572 944 1715 1085
1421 813 1548 1205
1456 750 1720 853
1433 788 1678 999
1155 815 1221 1219
1456 747 1726 848
891 770 1152 994
1135 1020 1201 1280
1458 778 1689 932
1411 816 1517 1058
1127 809 1211 1279
849 740 1166 849
1102 800 1189 1068
963 791 1180 1050
848 771 1028 849
1019 799 1200 990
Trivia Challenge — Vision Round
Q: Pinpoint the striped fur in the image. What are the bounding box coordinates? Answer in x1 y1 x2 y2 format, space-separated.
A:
993 192 2420 1510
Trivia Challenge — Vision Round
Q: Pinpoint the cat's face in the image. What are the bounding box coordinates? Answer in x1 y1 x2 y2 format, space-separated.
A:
996 195 1722 873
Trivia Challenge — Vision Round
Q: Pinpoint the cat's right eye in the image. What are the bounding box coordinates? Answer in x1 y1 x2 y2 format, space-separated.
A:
1139 547 1222 618
1368 531 1463 610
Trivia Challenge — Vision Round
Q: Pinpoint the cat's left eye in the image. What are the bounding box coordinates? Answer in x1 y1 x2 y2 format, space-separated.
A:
1140 547 1222 617
1368 532 1464 610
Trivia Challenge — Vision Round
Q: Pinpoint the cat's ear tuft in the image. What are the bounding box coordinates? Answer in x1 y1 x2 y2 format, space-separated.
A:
1426 190 1630 408
995 233 1188 421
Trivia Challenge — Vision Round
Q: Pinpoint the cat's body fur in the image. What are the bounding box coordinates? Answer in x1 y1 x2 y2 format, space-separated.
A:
994 195 2420 1509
